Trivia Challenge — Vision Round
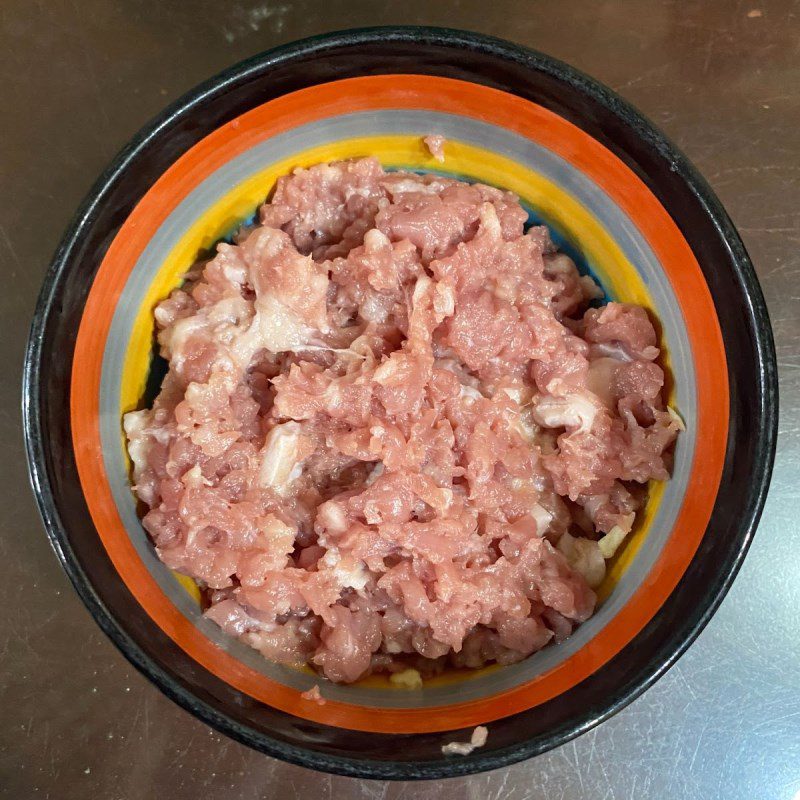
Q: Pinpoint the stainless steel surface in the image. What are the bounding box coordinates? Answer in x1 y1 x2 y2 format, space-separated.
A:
2 1 797 797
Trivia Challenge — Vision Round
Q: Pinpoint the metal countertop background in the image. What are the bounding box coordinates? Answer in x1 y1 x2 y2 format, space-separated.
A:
1 1 798 797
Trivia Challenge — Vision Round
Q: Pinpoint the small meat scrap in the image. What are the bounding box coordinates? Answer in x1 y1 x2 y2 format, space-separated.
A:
423 134 446 162
301 685 326 705
389 668 423 689
441 726 489 756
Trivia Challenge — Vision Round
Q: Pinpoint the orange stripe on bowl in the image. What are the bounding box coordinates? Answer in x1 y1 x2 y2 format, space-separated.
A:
71 74 728 733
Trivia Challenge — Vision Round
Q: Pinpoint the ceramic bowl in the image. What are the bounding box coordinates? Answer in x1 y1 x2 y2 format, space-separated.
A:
23 27 777 779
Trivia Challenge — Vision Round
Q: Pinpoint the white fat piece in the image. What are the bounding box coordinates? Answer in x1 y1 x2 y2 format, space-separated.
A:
557 532 606 588
530 502 554 536
580 274 604 300
218 254 248 286
384 176 448 196
441 726 489 756
162 295 257 375
359 292 392 324
581 493 608 520
213 600 276 636
667 406 686 431
412 274 433 306
514 409 540 443
478 202 502 239
260 514 297 562
219 229 328 362
123 410 152 480
161 315 206 365
208 294 250 328
532 391 601 434
372 359 395 386
321 547 369 593
373 352 409 386
499 385 539 442
181 464 212 489
460 384 484 404
314 500 349 550
390 668 424 689
499 385 527 405
543 252 575 277
363 228 391 252
591 341 634 362
435 357 481 390
258 422 305 494
344 184 375 200
597 512 636 559
365 462 385 486
253 293 316 354
433 281 456 321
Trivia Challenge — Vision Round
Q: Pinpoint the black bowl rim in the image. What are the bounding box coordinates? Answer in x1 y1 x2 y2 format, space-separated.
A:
22 26 778 780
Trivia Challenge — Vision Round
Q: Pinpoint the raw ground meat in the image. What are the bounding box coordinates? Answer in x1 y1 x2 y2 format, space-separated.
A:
423 135 446 163
300 685 326 705
125 157 681 684
441 725 489 756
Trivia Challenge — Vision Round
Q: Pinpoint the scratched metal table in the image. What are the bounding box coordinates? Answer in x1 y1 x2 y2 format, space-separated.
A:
2 1 798 798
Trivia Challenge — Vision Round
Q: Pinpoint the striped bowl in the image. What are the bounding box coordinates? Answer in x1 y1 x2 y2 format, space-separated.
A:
24 28 777 779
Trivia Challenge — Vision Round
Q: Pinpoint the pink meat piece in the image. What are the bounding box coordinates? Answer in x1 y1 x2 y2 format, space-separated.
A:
260 157 386 259
376 175 527 263
423 134 446 163
300 685 326 705
583 303 660 360
125 158 680 683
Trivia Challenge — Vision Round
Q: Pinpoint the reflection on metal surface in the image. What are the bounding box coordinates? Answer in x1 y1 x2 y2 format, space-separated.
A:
2 0 798 797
